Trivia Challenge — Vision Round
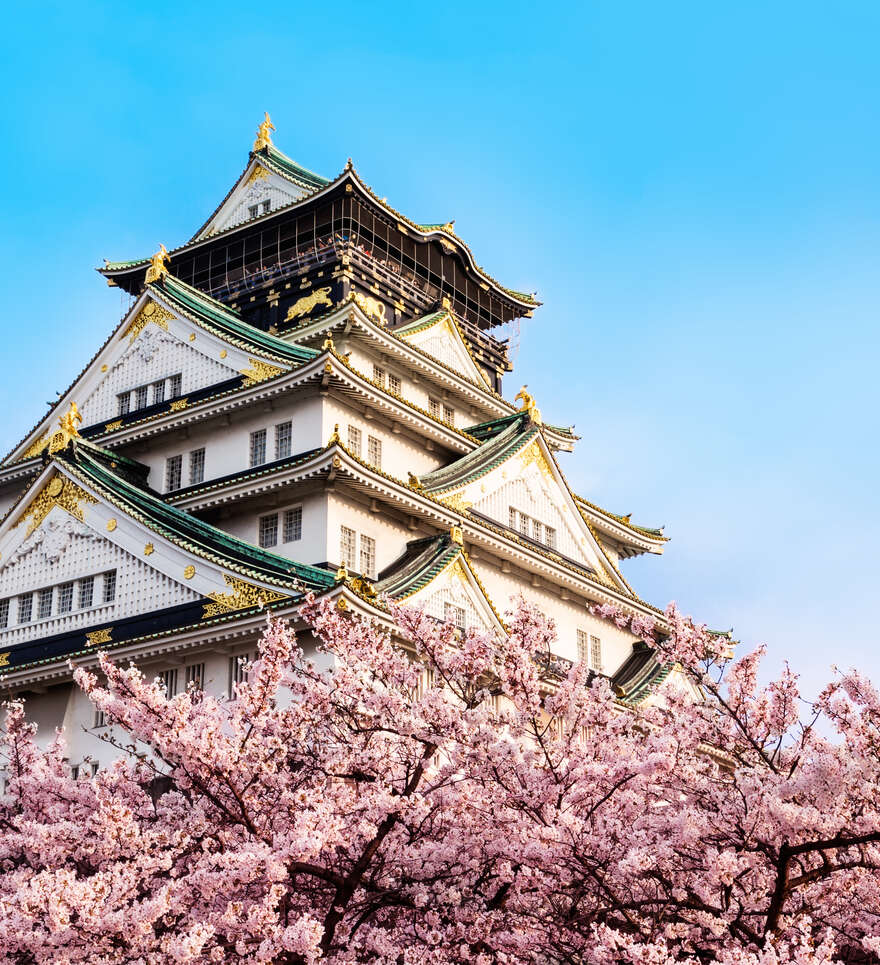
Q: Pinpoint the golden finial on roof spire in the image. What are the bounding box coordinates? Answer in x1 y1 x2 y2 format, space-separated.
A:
145 244 170 285
58 401 82 437
514 385 542 425
253 112 275 152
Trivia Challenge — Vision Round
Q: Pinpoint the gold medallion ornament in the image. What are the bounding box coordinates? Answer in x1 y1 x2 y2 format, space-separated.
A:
202 574 288 619
284 287 333 322
104 420 123 432
253 111 275 152
144 244 170 285
219 349 227 359
106 519 117 532
85 628 112 647
123 298 174 343
144 542 154 556
239 358 283 386
170 398 189 411
183 565 196 580
16 473 97 537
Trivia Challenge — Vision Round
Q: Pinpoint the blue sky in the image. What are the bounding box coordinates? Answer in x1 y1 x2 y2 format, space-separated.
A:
1 1 877 699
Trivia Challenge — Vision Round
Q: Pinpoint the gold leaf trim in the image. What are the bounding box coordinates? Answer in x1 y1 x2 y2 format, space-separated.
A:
85 628 112 646
170 398 189 411
16 475 97 537
123 298 174 343
202 574 288 619
104 420 123 432
246 164 270 185
239 358 283 386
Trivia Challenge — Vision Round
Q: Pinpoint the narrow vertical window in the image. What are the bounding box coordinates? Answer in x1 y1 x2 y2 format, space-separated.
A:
152 380 165 404
360 535 376 580
388 373 402 395
189 448 205 485
249 429 267 467
185 663 205 691
78 575 94 609
117 392 131 416
165 454 182 491
428 398 441 419
283 507 302 542
262 200 271 214
545 526 556 550
0 598 9 629
509 506 517 529
340 526 357 569
577 629 589 665
372 364 386 387
103 571 117 604
168 374 182 398
444 602 466 630
347 426 362 458
275 421 292 460
590 635 602 672
93 708 106 728
57 582 74 614
367 435 382 469
159 668 179 697
248 204 259 218
37 587 53 620
259 513 279 548
519 511 530 537
443 404 455 425
228 652 252 695
532 519 543 543
135 385 149 410
18 594 33 624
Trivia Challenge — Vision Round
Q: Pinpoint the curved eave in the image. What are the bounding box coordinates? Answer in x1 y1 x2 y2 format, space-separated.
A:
574 495 668 555
98 164 539 313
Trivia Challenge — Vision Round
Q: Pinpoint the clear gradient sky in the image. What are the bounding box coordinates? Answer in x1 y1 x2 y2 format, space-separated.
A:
1 2 877 699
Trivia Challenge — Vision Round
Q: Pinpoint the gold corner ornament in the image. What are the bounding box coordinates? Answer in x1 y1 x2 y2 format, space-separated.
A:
145 244 170 285
85 628 112 647
450 524 464 546
335 562 348 582
253 111 275 152
519 440 554 482
16 473 96 537
202 573 288 619
514 386 542 425
124 298 174 343
444 491 473 515
245 164 270 186
284 287 333 322
322 335 335 351
239 358 284 387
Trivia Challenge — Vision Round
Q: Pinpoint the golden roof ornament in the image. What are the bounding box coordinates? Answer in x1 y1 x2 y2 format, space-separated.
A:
335 562 348 582
145 244 170 285
514 385 542 425
253 112 275 152
46 402 83 454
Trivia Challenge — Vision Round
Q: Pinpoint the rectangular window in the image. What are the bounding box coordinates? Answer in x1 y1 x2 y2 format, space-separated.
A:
519 511 530 537
93 708 106 728
283 507 302 542
18 594 33 624
37 587 53 620
577 629 589 665
189 448 205 485
78 576 94 610
444 602 466 630
0 598 8 629
275 421 292 460
248 204 259 218
168 374 182 398
388 373 401 395
367 435 382 469
117 392 130 416
228 652 252 695
103 571 117 604
443 404 455 425
135 385 149 410
259 513 279 548
185 663 205 691
262 200 271 214
428 398 441 419
360 535 376 580
159 668 179 697
152 380 165 405
590 635 602 672
545 526 556 550
165 454 182 491
249 429 267 467
372 364 385 387
340 526 357 569
509 506 517 529
532 519 543 543
347 425 362 458
57 582 74 614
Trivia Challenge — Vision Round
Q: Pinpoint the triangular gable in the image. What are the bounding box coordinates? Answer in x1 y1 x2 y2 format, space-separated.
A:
396 311 491 389
4 288 294 466
428 432 630 594
195 158 311 241
397 549 505 635
0 461 296 655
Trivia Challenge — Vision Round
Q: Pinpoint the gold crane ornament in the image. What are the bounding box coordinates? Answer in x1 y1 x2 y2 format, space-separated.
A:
145 244 170 285
514 385 542 425
253 112 275 152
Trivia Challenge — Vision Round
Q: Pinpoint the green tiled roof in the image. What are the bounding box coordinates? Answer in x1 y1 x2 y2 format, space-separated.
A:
153 274 318 366
420 418 538 494
375 534 459 599
260 145 330 190
394 310 448 338
59 438 335 591
611 641 674 706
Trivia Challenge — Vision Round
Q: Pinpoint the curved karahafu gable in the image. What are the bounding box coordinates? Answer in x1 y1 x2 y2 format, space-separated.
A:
3 273 317 468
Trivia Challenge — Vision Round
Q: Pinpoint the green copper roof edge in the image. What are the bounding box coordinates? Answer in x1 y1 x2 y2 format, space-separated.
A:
375 536 459 599
573 494 667 541
421 421 538 494
262 145 330 189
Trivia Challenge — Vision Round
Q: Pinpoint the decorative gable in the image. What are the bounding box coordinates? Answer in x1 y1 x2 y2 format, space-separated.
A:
397 312 490 388
198 163 309 239
404 552 504 634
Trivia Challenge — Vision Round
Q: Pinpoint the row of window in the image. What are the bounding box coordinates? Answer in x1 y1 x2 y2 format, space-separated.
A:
247 200 271 219
258 507 303 548
346 425 382 469
249 421 293 467
340 526 376 580
0 571 117 629
577 629 603 671
373 362 456 426
118 374 182 416
509 507 557 550
166 448 205 491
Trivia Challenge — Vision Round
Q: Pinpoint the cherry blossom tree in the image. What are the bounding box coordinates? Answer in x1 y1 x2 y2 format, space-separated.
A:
1 595 879 964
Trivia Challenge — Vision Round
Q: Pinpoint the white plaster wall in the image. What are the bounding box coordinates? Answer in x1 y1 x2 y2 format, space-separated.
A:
220 491 330 566
327 493 411 578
